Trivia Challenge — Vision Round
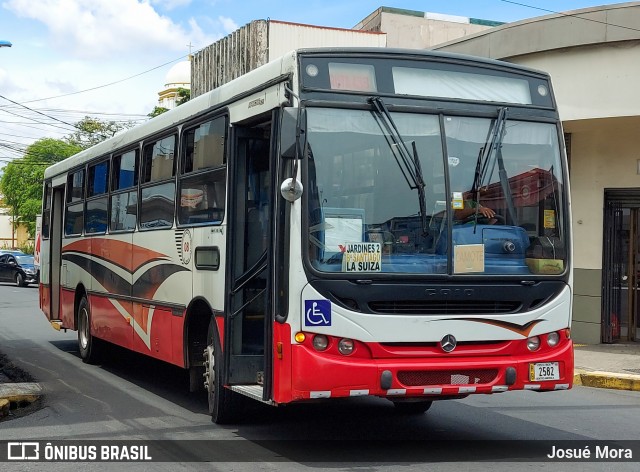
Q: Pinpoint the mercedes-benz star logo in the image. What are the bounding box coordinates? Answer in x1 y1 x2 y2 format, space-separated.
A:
440 334 457 353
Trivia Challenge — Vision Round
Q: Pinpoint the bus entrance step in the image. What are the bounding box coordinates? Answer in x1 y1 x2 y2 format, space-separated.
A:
229 384 274 405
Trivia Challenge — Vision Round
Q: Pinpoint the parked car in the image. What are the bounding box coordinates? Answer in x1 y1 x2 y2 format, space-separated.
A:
0 249 25 256
0 253 39 287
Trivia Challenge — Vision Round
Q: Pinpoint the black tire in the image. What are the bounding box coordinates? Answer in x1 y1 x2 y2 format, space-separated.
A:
392 400 433 414
15 273 26 287
204 317 240 424
77 296 102 364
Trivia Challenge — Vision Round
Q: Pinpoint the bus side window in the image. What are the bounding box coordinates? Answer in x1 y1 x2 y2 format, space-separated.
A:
110 150 139 232
86 160 109 234
140 135 177 229
178 116 227 226
64 169 84 237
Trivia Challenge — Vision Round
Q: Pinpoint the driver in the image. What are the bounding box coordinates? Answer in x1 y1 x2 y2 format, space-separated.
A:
448 152 498 224
454 198 497 224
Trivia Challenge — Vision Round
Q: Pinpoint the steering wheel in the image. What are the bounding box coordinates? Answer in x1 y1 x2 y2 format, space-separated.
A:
462 213 506 224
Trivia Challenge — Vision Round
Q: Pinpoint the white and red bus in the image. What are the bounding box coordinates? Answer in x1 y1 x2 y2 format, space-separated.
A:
40 48 573 423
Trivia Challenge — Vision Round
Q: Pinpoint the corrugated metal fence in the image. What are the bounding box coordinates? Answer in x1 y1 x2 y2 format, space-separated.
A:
191 20 269 98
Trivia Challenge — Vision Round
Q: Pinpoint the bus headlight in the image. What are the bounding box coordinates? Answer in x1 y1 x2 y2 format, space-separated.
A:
527 336 540 352
547 332 560 347
338 338 354 355
312 334 329 351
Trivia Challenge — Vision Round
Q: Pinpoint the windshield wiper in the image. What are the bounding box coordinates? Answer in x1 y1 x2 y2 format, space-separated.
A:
369 97 429 236
470 107 518 225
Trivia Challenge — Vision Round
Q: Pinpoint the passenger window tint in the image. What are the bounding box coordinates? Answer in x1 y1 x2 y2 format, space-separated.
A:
67 170 84 203
178 116 227 226
85 198 108 234
140 182 175 229
88 161 109 196
142 136 176 183
110 191 137 232
65 203 84 236
182 118 226 174
112 150 138 190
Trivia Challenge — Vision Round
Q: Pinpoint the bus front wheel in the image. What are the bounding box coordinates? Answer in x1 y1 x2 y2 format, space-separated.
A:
204 317 239 424
77 296 102 364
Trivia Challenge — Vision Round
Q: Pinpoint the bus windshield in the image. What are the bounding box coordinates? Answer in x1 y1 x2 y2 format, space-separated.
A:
305 107 566 276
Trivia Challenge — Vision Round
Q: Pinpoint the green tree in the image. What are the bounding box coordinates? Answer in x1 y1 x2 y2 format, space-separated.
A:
148 88 190 118
0 138 81 237
148 106 169 118
66 116 136 149
176 87 191 106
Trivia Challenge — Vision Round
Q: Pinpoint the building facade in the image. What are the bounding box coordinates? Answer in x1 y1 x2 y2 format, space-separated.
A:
353 6 503 48
158 58 191 110
430 2 640 343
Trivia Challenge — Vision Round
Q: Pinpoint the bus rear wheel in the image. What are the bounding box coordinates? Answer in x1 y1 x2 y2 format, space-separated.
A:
77 295 102 364
203 317 239 424
392 400 433 414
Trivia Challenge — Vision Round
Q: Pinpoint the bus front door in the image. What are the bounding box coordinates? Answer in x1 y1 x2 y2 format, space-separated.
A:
225 123 274 399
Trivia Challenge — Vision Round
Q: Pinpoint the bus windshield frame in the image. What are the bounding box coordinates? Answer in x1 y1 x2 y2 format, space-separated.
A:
301 102 568 279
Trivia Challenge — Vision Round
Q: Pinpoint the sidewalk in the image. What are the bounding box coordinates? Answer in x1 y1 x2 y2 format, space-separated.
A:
573 342 640 391
1 342 639 419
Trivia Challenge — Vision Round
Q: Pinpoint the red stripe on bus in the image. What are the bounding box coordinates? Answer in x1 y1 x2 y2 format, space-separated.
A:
63 238 169 273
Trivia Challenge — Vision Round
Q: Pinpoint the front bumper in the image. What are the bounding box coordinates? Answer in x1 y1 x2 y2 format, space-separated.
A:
288 337 573 401
23 273 39 284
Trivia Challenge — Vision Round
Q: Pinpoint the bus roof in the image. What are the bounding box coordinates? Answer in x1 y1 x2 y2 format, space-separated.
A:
44 50 297 180
44 47 550 180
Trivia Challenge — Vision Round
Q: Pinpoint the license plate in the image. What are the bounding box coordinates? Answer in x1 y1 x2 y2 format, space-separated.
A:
530 362 560 381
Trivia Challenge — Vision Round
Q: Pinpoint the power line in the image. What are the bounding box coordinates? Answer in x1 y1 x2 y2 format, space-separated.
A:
0 94 77 129
0 103 76 133
20 54 189 104
0 120 68 135
0 105 147 118
500 0 640 33
0 131 49 141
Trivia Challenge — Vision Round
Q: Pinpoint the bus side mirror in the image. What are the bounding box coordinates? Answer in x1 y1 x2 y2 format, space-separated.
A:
280 107 303 159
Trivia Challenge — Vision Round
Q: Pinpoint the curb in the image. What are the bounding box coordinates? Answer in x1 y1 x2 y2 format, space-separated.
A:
0 398 9 417
0 382 42 418
574 370 640 391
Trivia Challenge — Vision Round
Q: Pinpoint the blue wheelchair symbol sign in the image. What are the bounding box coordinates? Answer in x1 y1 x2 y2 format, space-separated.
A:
304 300 331 326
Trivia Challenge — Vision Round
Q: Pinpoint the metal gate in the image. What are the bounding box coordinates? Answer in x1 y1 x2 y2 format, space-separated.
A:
601 200 623 343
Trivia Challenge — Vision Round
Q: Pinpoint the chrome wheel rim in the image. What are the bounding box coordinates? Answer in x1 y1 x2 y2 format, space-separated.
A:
79 308 89 350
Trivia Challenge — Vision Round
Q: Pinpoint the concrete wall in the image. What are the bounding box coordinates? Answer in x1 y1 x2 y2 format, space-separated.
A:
431 3 640 343
432 3 640 60
508 42 640 123
573 268 603 344
380 14 495 49
0 213 30 249
354 7 499 48
560 116 640 343
565 117 640 271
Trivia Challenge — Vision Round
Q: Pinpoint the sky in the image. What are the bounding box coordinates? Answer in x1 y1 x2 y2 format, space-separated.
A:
0 0 626 167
